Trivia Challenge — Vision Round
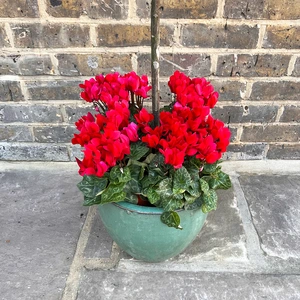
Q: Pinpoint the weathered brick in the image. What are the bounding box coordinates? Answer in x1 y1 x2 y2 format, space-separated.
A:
229 127 238 143
267 144 300 159
292 57 300 76
223 143 267 160
212 105 278 124
96 24 173 47
0 81 24 102
216 54 290 77
280 106 300 123
263 26 300 49
70 144 83 161
0 25 11 47
1 105 63 123
224 0 300 20
0 125 33 142
241 125 300 142
46 0 128 19
33 125 75 143
209 80 247 101
11 23 91 48
136 0 217 19
250 81 300 100
0 54 54 76
137 53 211 77
25 80 81 100
182 24 259 48
56 53 132 76
0 143 69 161
64 104 94 123
0 0 39 17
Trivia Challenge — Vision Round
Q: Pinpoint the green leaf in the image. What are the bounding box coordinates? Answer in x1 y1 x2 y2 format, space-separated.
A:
202 162 219 175
109 166 131 184
145 187 161 205
143 153 156 164
185 196 203 210
200 178 210 194
77 175 108 199
213 171 232 190
202 190 218 213
126 164 142 194
160 196 184 211
157 178 173 198
183 192 197 204
161 211 182 229
123 192 138 204
83 195 102 206
173 166 192 194
129 141 150 160
186 180 200 198
101 183 126 204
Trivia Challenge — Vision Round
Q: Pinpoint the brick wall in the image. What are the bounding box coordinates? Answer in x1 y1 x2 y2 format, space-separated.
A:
0 0 299 161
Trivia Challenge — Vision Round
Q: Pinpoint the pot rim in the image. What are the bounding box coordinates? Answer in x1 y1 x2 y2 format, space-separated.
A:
111 201 185 215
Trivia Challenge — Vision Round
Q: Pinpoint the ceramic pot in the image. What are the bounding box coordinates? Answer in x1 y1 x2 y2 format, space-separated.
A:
98 201 207 262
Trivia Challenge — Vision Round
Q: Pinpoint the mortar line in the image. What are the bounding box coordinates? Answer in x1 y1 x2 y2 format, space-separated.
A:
216 0 226 18
37 0 49 19
2 47 300 55
230 175 267 264
287 55 297 76
89 25 98 48
49 53 60 75
4 23 15 48
131 53 138 72
256 24 267 49
275 105 285 122
1 16 300 25
61 206 97 300
128 0 138 20
210 54 218 75
2 74 300 82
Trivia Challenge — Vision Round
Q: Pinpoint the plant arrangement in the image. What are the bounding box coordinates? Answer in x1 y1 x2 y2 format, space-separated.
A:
72 70 232 229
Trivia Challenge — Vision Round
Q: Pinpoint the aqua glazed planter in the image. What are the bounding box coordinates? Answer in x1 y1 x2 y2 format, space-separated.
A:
98 201 207 262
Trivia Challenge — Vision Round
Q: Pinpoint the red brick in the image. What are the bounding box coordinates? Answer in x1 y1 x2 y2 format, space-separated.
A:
263 26 300 49
280 106 300 123
212 105 278 124
224 0 300 20
56 53 132 76
137 53 211 77
267 144 300 159
241 125 300 142
0 25 11 47
0 54 54 76
0 125 33 142
209 80 247 101
216 54 290 77
96 24 173 47
25 80 82 100
136 0 217 19
223 143 267 160
11 23 91 48
182 24 259 49
0 0 39 17
46 0 128 19
0 81 24 101
250 81 300 100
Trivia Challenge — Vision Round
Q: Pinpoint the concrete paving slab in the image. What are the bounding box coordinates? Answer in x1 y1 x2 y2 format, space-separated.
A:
83 211 113 259
180 187 246 262
77 269 300 300
239 175 300 260
0 167 87 300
